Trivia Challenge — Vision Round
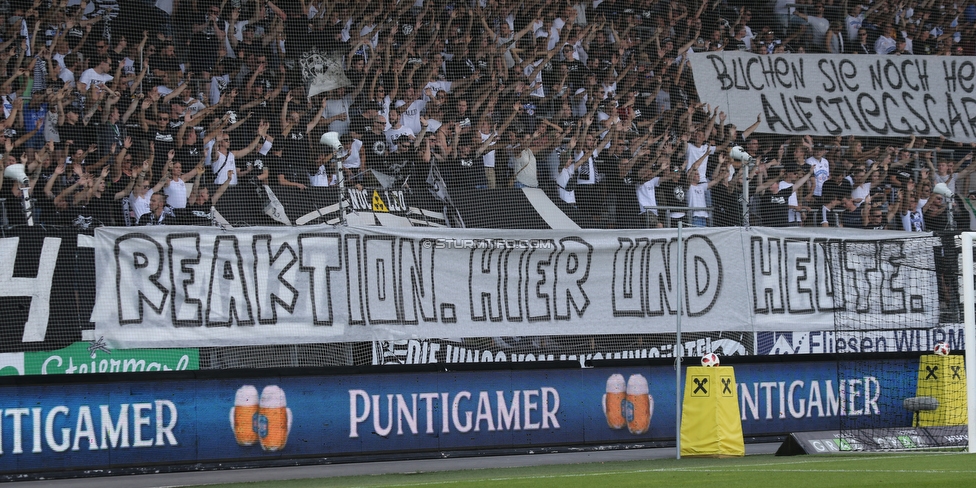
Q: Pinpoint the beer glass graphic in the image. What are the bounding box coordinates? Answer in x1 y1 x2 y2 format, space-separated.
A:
229 385 260 446
624 374 653 434
256 385 293 451
603 374 627 429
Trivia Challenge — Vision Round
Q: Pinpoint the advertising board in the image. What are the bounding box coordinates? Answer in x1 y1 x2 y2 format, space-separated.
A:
0 358 921 475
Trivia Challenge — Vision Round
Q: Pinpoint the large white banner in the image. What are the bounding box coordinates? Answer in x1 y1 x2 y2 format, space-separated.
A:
91 226 939 348
689 51 976 142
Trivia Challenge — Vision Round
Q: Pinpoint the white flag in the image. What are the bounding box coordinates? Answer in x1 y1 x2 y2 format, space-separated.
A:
300 49 352 99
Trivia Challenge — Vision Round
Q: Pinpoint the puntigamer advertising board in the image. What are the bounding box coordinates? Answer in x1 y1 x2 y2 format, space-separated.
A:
0 359 918 475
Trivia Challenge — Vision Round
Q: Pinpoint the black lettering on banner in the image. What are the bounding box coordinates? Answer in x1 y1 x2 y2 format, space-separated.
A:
553 237 592 320
685 236 722 317
818 59 836 92
344 234 365 325
612 237 649 317
364 235 400 324
879 241 909 314
696 53 976 141
816 96 843 135
751 236 785 314
167 233 203 327
923 93 952 137
785 239 815 314
399 238 437 324
952 365 962 380
252 235 299 325
470 247 503 322
925 365 939 380
206 235 255 327
961 97 976 136
944 94 970 138
943 59 976 93
840 241 876 314
501 248 526 322
901 92 931 134
819 59 859 93
299 233 342 326
881 92 914 135
115 234 168 325
610 236 724 318
646 238 677 317
812 239 840 313
856 92 888 134
525 245 555 322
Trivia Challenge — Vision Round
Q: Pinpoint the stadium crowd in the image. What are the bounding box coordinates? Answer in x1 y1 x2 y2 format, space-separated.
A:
0 0 975 231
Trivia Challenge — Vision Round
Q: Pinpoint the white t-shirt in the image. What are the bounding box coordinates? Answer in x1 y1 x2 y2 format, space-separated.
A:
513 148 538 188
687 182 709 218
851 182 872 205
384 126 416 153
637 176 661 214
845 14 864 42
933 172 959 196
344 139 363 169
523 59 546 98
805 156 830 196
78 69 113 90
397 99 427 135
129 189 152 222
164 178 188 208
685 143 715 183
323 96 353 135
212 151 238 186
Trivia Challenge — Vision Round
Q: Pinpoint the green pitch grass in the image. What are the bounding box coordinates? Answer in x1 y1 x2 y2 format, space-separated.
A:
194 452 976 487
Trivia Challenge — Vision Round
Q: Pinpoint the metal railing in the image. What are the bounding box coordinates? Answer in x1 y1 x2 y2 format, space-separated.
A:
641 206 713 228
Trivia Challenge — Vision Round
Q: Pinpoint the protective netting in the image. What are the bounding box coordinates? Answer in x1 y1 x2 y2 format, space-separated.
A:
830 236 967 451
1 1 975 378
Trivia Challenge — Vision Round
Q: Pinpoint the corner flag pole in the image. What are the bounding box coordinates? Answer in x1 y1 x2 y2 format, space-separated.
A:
676 221 684 459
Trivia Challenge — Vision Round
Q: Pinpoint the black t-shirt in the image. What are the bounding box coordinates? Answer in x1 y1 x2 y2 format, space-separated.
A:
446 57 475 81
760 184 791 227
445 154 486 191
149 54 181 74
59 121 93 147
274 153 305 187
175 142 204 166
174 204 214 225
279 129 310 164
77 193 117 227
382 150 415 185
926 207 950 232
710 182 741 227
360 130 388 168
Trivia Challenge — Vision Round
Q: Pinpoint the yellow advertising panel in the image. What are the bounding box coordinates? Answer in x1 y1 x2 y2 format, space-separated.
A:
680 366 744 457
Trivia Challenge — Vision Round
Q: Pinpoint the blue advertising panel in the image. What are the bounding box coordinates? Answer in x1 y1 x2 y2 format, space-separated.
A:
0 358 923 475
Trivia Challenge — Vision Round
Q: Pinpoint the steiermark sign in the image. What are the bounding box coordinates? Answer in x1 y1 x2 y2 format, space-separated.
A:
0 340 199 376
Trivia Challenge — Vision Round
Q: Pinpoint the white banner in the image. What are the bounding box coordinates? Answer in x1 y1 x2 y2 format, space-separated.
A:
689 51 976 142
91 226 939 348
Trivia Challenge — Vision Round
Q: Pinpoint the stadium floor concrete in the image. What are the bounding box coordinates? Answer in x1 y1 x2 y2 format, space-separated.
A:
19 443 781 487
